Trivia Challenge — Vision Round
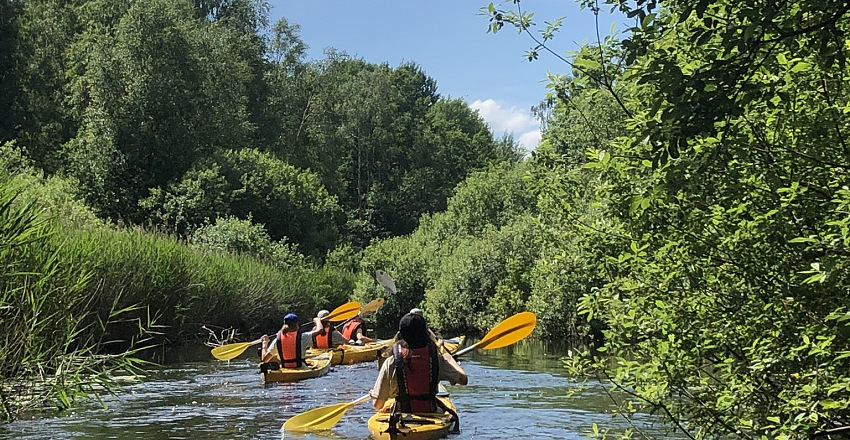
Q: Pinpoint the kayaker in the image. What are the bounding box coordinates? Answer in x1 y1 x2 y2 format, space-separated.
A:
409 307 440 341
370 313 468 412
313 309 347 349
260 313 319 369
341 314 374 345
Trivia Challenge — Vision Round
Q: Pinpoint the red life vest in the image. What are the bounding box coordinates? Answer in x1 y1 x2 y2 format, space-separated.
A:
342 320 363 341
312 324 334 349
276 329 303 368
393 342 439 413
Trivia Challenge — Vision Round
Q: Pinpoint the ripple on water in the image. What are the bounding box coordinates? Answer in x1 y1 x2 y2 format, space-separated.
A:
0 345 682 440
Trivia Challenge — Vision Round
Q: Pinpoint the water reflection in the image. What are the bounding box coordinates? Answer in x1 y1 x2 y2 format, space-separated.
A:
0 340 681 439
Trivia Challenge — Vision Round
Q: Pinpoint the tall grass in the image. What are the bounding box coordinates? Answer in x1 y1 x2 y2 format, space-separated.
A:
60 226 356 347
0 147 357 421
0 179 147 421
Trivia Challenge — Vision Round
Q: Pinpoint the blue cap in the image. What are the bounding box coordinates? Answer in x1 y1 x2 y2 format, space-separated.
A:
284 313 299 324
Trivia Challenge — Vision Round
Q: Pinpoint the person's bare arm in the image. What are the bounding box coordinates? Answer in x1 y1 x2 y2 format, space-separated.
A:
261 334 275 362
441 352 468 385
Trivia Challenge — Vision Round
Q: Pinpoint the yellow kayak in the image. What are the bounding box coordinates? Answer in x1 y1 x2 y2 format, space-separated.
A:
441 336 465 355
261 353 332 383
367 394 456 440
307 340 392 366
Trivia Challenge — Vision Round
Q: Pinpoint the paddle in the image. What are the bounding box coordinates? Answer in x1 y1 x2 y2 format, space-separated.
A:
301 300 363 329
332 271 389 331
324 301 362 322
360 297 385 317
453 311 536 358
376 269 397 294
282 395 372 432
282 311 537 432
211 301 362 361
210 338 263 361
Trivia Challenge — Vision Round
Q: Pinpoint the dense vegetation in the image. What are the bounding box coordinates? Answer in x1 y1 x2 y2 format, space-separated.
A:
0 0 517 421
3 0 849 437
469 0 850 438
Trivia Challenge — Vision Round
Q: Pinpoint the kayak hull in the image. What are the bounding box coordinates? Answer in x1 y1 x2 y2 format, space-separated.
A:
261 354 331 383
367 395 455 440
308 340 391 366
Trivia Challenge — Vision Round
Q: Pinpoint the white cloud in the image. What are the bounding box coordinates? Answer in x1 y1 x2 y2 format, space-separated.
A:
470 99 541 150
518 129 542 149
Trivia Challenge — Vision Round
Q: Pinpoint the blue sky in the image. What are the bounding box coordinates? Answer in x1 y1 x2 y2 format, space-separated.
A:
266 1 626 150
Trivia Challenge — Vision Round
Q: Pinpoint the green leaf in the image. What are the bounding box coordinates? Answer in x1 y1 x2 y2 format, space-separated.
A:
789 237 818 244
790 61 811 73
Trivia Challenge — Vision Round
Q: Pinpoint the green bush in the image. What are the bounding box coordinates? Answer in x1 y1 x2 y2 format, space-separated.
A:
190 215 305 270
142 148 342 257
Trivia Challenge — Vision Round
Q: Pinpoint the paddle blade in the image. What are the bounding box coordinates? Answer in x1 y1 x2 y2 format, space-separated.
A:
477 311 536 350
376 270 397 294
282 395 371 432
360 297 385 317
210 339 261 361
326 301 361 322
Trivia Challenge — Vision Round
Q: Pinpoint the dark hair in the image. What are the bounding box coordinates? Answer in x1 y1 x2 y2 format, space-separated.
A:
398 313 429 349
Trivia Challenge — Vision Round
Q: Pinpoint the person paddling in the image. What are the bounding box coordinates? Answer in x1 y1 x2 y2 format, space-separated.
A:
409 307 440 341
313 310 347 349
341 314 374 345
260 313 322 370
370 313 468 414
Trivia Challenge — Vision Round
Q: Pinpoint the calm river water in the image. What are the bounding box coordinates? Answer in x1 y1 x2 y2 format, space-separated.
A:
0 341 680 439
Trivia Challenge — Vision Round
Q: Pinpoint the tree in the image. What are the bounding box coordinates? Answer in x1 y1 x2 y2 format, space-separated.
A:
486 0 850 437
63 0 255 220
0 0 21 143
142 148 341 258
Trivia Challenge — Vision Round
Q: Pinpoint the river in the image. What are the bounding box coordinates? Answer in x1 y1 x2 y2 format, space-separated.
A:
0 341 680 439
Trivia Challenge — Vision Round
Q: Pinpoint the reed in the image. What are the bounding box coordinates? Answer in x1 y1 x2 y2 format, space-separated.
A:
0 164 357 420
0 179 149 421
59 226 356 346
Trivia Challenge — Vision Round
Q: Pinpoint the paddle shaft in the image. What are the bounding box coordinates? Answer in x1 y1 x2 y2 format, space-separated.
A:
210 338 263 361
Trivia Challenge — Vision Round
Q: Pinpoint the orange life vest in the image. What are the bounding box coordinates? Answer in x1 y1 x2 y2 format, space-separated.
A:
393 342 439 413
276 329 303 368
342 319 363 341
312 324 334 349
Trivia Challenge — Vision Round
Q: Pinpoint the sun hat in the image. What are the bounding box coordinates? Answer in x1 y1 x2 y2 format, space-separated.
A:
317 310 330 320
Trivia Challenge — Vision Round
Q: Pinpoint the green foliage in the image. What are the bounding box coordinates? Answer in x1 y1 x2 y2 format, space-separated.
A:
355 235 432 337
63 0 255 219
142 148 341 257
0 0 21 144
490 0 850 437
444 162 535 235
360 161 538 338
0 174 144 421
424 220 539 335
190 215 305 270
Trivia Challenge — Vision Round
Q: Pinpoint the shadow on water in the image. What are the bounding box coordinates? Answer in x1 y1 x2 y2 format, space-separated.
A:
0 340 685 439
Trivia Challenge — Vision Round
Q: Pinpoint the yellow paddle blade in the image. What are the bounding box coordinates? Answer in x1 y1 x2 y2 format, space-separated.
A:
360 297 385 317
452 312 536 358
326 301 361 322
282 394 371 431
477 311 537 350
210 339 262 361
